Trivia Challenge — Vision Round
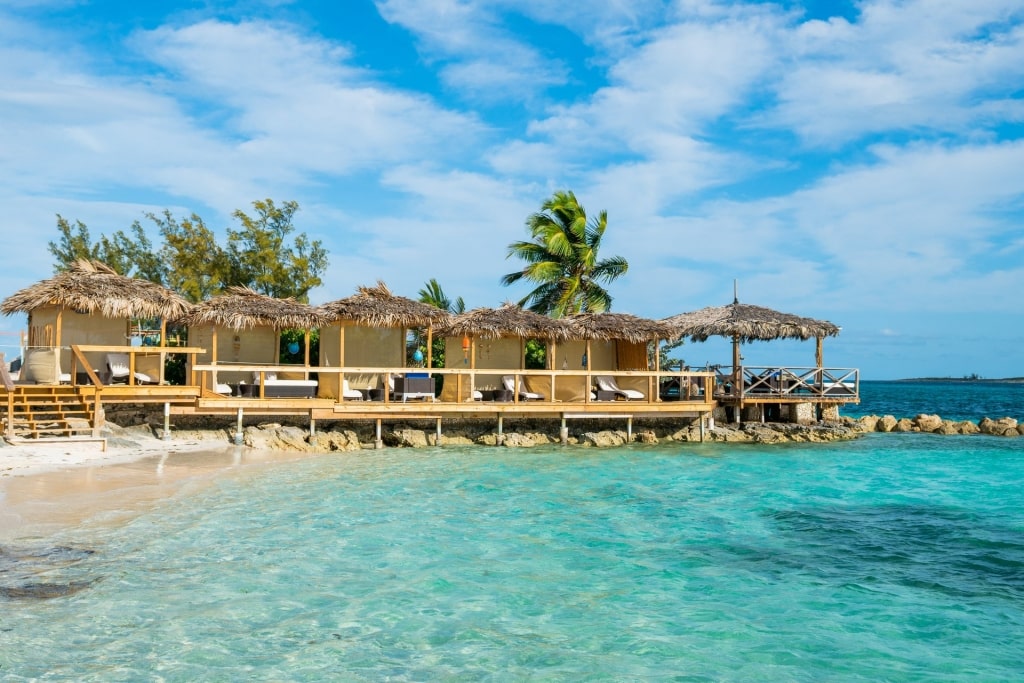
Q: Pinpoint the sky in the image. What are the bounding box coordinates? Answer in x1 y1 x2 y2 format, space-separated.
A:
1 0 1022 380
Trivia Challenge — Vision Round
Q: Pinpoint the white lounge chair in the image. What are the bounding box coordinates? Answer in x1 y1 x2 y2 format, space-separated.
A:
594 375 644 401
502 375 544 401
342 379 364 400
106 353 155 384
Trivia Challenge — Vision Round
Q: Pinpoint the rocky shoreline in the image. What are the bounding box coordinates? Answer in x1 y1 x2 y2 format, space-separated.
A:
92 407 1023 452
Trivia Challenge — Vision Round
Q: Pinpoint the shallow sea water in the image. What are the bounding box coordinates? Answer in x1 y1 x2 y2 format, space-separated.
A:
2 435 1023 681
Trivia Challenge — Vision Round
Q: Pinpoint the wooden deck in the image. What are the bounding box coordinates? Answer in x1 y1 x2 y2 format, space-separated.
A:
3 347 862 442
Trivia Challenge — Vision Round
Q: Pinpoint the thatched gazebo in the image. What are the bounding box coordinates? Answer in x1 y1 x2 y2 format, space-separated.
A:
436 303 570 401
317 282 450 398
661 297 841 388
181 286 327 389
0 260 191 382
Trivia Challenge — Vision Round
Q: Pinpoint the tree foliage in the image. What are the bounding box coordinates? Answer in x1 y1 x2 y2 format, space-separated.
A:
47 199 328 304
415 278 465 368
501 190 628 317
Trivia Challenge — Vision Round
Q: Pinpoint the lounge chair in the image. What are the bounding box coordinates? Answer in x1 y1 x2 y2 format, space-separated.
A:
251 371 318 398
342 379 364 400
502 375 544 401
106 353 156 384
594 375 644 401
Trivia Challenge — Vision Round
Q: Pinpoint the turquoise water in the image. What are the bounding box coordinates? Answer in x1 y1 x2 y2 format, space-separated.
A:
3 435 1023 680
845 380 1023 422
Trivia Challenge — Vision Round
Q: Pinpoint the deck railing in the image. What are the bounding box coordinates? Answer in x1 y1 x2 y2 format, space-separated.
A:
714 366 860 400
190 362 717 405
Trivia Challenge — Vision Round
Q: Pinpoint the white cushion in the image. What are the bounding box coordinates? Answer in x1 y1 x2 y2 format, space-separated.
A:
252 371 278 383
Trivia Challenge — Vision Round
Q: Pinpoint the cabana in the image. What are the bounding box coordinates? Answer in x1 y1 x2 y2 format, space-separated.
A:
661 294 846 415
0 260 190 384
182 287 327 397
436 303 569 402
317 282 450 400
562 312 672 401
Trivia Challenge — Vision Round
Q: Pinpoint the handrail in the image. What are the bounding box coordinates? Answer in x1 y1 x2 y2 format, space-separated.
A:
188 363 716 404
717 365 860 399
70 345 103 387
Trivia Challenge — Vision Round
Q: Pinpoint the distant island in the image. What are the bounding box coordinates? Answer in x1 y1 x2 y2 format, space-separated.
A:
895 377 1024 383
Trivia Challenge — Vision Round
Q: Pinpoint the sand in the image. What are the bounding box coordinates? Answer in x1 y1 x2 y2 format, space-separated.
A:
0 433 326 541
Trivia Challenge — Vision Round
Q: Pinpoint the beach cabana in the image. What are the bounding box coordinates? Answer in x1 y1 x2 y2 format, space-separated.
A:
182 287 327 395
0 260 190 384
317 282 450 400
563 312 672 400
661 296 841 398
436 303 570 402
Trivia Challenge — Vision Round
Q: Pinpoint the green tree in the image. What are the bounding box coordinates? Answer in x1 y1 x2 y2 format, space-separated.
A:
226 199 328 302
148 210 228 303
48 215 97 271
501 190 628 317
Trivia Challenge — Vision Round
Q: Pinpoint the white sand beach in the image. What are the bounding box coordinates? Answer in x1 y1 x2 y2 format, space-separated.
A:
0 432 327 541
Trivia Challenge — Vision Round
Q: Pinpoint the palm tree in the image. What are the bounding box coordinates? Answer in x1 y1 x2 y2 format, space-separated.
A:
501 190 628 317
418 278 465 315
414 279 465 369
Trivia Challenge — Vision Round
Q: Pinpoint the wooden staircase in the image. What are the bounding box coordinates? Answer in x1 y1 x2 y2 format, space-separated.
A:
2 385 98 440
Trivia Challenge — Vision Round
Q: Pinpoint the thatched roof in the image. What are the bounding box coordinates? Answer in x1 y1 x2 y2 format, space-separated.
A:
438 303 570 341
662 301 840 342
0 259 191 320
564 312 671 344
319 281 450 328
182 286 327 331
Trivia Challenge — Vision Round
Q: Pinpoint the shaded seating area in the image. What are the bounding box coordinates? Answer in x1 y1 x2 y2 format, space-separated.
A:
106 352 157 385
394 374 435 402
594 375 644 401
252 371 318 398
503 375 544 401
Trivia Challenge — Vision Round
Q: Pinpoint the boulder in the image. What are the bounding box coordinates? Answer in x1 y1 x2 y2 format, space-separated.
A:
979 417 1019 436
581 430 627 447
387 428 429 448
635 430 659 444
876 415 898 432
501 433 535 448
913 414 944 433
895 418 914 432
936 420 959 435
956 421 980 435
856 415 880 432
308 430 361 452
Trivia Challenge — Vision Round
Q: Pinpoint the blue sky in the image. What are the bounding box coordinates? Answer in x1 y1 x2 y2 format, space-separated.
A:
1 0 1022 380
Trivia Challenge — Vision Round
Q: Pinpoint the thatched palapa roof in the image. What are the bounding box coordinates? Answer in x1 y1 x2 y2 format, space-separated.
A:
564 312 671 344
438 303 570 341
182 286 327 331
662 301 840 343
0 259 191 320
319 281 450 328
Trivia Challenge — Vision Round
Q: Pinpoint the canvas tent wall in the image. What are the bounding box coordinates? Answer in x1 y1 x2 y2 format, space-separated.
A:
318 323 404 399
187 324 280 384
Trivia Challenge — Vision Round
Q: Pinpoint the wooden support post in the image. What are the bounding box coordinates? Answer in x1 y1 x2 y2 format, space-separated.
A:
163 402 171 441
235 408 244 445
375 418 383 449
310 416 316 437
435 417 442 446
6 391 13 441
497 415 504 445
699 413 706 442
560 415 568 445
626 416 633 442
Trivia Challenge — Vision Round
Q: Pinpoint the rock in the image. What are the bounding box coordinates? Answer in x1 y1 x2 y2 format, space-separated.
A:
876 415 898 432
308 430 361 452
856 415 880 432
936 420 959 435
956 421 980 435
387 429 429 448
913 414 944 433
979 417 1019 436
895 418 914 432
635 430 658 444
501 433 535 448
581 430 627 447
